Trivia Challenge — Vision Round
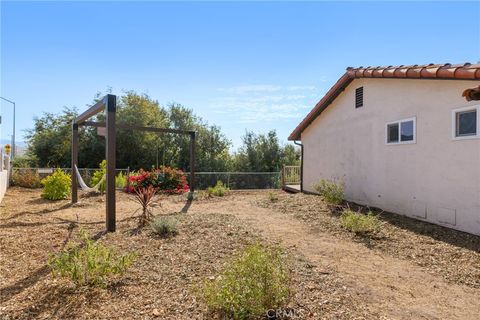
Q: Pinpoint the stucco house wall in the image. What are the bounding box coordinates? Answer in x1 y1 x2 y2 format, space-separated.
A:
301 78 480 235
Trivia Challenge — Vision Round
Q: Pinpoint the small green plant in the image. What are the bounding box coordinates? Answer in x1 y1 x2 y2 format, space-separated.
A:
313 179 344 205
11 169 42 188
150 216 178 237
267 191 279 202
207 181 229 197
91 160 107 192
116 171 127 188
41 169 71 200
48 229 136 288
341 209 381 235
202 243 291 319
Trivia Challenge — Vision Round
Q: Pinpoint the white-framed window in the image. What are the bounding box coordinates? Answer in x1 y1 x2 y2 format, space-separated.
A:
452 105 480 140
385 116 416 145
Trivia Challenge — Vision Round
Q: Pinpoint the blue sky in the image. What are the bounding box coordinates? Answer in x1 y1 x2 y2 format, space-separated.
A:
1 1 479 149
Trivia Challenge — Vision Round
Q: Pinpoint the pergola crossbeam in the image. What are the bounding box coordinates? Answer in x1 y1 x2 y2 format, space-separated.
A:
74 96 108 124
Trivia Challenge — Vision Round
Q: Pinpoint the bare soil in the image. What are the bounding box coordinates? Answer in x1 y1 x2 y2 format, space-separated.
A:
255 192 480 289
0 187 479 319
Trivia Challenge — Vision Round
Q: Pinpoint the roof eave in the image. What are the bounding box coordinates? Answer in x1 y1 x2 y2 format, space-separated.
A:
288 63 480 141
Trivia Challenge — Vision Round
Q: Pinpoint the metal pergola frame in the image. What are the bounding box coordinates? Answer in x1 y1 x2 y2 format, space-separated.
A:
71 94 196 232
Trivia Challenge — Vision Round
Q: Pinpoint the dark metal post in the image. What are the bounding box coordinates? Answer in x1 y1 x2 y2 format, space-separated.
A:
71 123 79 203
189 132 196 192
105 95 117 232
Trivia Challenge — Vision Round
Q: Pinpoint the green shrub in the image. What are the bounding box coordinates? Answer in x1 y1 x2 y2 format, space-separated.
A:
267 191 278 202
41 169 71 200
116 171 127 188
341 209 381 235
207 181 229 197
313 179 344 205
11 154 38 167
202 243 291 319
11 169 42 188
91 160 107 192
150 216 178 237
48 229 136 288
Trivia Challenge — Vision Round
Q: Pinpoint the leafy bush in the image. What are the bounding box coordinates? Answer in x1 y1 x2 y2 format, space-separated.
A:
11 154 38 167
91 160 107 192
267 191 278 202
48 229 136 288
313 179 344 205
207 181 229 197
11 169 42 188
116 171 127 189
150 216 178 237
41 169 71 200
126 166 189 194
202 243 291 319
341 209 381 235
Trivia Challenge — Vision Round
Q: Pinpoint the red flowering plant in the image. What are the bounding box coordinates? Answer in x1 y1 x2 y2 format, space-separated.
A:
126 166 189 195
126 167 189 227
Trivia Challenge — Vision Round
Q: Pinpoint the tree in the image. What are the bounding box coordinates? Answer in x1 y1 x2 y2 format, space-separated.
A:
25 107 78 167
233 130 300 172
24 91 233 172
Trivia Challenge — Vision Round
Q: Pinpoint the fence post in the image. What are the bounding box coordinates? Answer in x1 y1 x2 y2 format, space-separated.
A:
126 166 130 189
281 165 285 188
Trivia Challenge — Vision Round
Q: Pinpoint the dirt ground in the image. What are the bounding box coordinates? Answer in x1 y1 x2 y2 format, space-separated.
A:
0 188 479 319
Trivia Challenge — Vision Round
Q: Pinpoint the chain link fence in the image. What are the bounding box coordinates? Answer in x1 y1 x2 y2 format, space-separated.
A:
11 168 282 190
188 172 281 190
11 168 129 186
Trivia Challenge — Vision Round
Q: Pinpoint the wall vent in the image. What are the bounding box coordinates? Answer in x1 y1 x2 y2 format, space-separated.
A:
355 87 364 108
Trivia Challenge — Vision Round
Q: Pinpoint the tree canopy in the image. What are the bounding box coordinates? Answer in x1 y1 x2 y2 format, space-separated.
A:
23 91 299 172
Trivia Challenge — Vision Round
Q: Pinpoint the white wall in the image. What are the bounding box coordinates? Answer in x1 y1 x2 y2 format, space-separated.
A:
0 171 8 202
302 78 480 235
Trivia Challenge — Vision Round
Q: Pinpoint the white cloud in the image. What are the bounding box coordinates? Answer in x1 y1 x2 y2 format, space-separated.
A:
211 83 325 123
217 83 323 94
217 85 282 94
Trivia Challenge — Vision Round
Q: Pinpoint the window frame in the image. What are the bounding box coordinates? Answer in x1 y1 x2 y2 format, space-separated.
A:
451 105 480 141
385 116 417 145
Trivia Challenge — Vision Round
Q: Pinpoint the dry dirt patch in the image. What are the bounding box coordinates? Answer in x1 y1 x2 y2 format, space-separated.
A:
1 188 378 319
254 192 480 289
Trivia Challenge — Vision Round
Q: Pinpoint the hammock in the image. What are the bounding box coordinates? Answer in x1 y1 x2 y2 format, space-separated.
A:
74 165 106 193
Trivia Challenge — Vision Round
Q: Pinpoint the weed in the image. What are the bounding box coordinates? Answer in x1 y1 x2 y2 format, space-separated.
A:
150 216 178 237
48 229 136 288
267 191 279 202
313 179 344 205
341 209 381 235
202 243 291 319
207 181 229 197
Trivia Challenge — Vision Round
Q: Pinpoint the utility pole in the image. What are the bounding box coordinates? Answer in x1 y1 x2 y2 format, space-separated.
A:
0 97 16 159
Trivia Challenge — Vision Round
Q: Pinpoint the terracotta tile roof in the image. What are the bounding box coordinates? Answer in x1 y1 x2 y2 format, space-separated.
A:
288 63 480 140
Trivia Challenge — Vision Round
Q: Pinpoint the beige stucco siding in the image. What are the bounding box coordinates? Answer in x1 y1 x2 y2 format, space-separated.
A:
301 78 480 235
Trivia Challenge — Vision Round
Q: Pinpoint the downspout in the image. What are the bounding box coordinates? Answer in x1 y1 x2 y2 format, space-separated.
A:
293 140 303 192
